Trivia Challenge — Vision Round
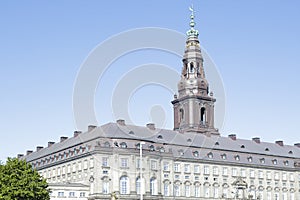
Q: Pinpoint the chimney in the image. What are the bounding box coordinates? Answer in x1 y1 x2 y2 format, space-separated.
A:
228 134 237 140
26 150 33 155
275 140 284 146
88 125 97 132
294 143 300 148
74 131 82 137
60 136 68 142
116 119 125 126
48 141 55 147
146 123 155 130
36 146 43 151
17 154 24 159
252 137 261 144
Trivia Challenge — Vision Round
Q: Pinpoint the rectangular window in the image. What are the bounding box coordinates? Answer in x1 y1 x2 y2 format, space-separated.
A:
184 164 190 173
194 165 200 174
222 167 228 176
78 161 82 171
57 167 61 176
213 166 219 175
67 165 71 174
185 185 190 197
204 165 209 175
266 171 271 180
62 166 66 175
195 185 200 197
274 172 279 180
52 168 56 177
241 169 246 177
72 163 76 173
290 173 295 181
174 163 180 172
282 173 287 181
232 168 237 177
102 157 108 167
163 162 169 171
258 170 263 179
79 192 85 197
103 182 109 194
83 160 88 170
213 187 219 198
250 170 255 178
90 158 94 168
163 183 169 196
121 158 128 168
69 192 75 197
58 192 64 197
150 160 157 170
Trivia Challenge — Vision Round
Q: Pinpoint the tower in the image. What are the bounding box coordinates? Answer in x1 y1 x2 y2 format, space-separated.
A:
172 6 219 135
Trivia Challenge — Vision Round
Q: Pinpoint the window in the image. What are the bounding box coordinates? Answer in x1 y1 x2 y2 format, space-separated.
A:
150 178 157 195
69 192 75 197
221 154 227 160
163 162 169 171
72 163 76 173
194 165 200 174
62 166 66 175
136 177 141 194
174 163 180 172
195 185 200 197
222 187 228 198
267 171 271 180
284 160 289 166
222 167 228 176
67 165 71 174
120 142 127 148
241 169 246 177
149 145 155 151
120 176 129 194
79 192 85 197
179 108 184 121
290 173 295 181
200 107 206 124
185 184 190 197
102 157 108 167
136 158 141 168
207 152 213 158
150 160 157 170
184 164 190 173
204 166 210 175
250 170 255 178
120 158 128 168
258 171 263 179
193 151 199 157
204 184 210 197
58 192 64 197
260 158 265 164
90 158 94 168
83 160 88 170
272 159 278 165
213 187 219 198
103 181 109 194
174 183 180 196
78 161 82 171
235 155 240 161
248 156 253 162
163 182 169 196
213 166 219 175
232 168 237 177
282 173 287 181
57 167 61 176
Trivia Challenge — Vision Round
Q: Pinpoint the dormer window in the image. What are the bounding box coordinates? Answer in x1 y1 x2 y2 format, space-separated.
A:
159 147 165 153
241 145 245 148
260 158 265 164
193 151 199 157
179 150 184 156
120 142 127 148
187 138 192 142
149 145 155 151
288 150 293 154
215 142 219 146
221 154 227 160
104 141 110 148
157 135 163 139
272 159 278 165
248 157 253 162
284 160 289 166
265 148 269 151
129 131 134 134
207 152 213 159
234 155 240 161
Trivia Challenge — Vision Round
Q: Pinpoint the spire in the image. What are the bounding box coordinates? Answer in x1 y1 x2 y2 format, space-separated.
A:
186 5 199 37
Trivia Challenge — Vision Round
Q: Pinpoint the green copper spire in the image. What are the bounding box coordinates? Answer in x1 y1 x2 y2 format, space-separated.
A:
186 5 199 37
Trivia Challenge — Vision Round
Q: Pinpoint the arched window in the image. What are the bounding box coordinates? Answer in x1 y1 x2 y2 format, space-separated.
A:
204 183 210 198
179 108 184 122
200 107 206 124
120 176 129 194
102 181 109 194
194 183 200 197
163 181 170 196
120 142 127 148
190 62 194 73
150 178 158 195
184 182 191 197
136 177 141 194
173 182 180 197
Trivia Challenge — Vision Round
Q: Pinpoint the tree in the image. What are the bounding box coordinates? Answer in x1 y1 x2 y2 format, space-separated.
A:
0 157 50 200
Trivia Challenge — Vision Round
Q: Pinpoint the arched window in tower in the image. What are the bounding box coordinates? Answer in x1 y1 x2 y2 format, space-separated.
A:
179 108 184 122
189 62 194 73
200 107 206 125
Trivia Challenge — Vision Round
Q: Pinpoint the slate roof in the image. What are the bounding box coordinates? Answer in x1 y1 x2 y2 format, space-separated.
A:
24 122 300 168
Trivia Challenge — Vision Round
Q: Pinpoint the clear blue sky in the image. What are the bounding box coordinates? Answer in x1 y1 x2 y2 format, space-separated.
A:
1 1 300 161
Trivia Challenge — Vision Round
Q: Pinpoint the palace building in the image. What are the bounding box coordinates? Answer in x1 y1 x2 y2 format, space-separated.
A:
20 8 300 200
